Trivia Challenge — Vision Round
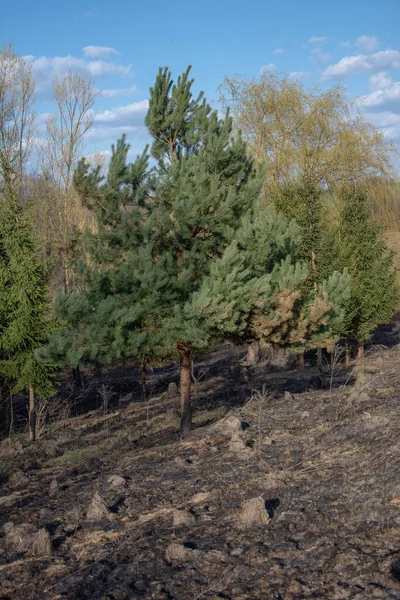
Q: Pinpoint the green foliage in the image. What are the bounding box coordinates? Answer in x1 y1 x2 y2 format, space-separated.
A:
0 196 55 397
269 179 351 348
321 188 399 343
272 180 323 269
49 66 351 373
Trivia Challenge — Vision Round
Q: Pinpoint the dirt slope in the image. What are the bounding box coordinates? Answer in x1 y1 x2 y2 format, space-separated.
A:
0 344 399 599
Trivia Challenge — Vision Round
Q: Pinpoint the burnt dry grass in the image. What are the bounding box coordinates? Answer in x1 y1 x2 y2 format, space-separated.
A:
0 342 399 599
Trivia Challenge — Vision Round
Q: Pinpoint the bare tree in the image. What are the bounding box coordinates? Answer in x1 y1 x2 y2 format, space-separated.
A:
0 43 36 195
43 71 97 192
39 71 98 292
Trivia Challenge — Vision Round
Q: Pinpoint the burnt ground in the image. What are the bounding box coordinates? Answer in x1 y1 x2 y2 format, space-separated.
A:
0 336 399 599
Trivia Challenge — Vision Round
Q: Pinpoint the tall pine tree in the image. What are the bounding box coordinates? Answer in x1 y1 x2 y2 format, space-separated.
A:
0 194 55 441
51 67 350 435
321 187 398 356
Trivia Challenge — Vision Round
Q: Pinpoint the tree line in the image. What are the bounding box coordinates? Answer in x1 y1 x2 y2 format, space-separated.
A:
0 46 398 440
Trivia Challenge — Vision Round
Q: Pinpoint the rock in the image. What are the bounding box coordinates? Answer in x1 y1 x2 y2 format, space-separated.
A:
4 523 51 555
49 477 58 497
108 474 127 487
229 432 246 453
3 522 14 534
214 415 243 436
172 510 196 528
263 436 273 446
301 410 310 418
284 391 295 401
167 382 178 398
8 470 29 487
63 507 82 534
189 491 214 505
5 523 37 553
165 543 199 564
237 497 270 529
86 492 110 521
32 528 52 556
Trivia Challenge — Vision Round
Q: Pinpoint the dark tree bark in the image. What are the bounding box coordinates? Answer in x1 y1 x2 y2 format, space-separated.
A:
28 385 36 442
357 343 364 359
345 345 352 368
141 360 147 403
299 352 305 370
246 341 259 366
72 365 82 389
0 378 11 438
316 346 323 370
177 340 192 436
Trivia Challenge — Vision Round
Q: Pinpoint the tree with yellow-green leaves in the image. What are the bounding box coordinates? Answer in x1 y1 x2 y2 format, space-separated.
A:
219 73 397 212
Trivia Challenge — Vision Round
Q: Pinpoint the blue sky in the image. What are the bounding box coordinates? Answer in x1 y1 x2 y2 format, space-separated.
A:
2 0 400 160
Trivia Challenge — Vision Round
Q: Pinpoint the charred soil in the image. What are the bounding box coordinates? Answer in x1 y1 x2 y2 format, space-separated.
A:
0 340 399 599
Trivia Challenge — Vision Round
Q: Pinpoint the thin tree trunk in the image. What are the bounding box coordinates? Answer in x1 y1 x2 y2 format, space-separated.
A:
316 346 323 370
0 378 11 438
72 365 82 389
247 341 259 366
8 387 13 438
141 360 147 403
177 340 192 436
28 385 36 442
345 345 351 368
299 352 305 370
357 343 364 359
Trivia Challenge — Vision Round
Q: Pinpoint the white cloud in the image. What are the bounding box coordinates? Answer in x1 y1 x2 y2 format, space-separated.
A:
260 63 276 75
309 36 328 44
87 124 148 144
24 54 132 96
322 50 400 79
99 85 138 98
83 46 120 59
310 48 331 65
356 35 379 53
364 111 400 128
273 48 283 55
369 72 392 91
358 79 400 111
363 111 400 139
94 99 149 125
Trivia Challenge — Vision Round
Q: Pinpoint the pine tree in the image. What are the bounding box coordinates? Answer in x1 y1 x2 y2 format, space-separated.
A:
322 188 398 354
52 67 350 436
270 179 351 367
0 194 55 441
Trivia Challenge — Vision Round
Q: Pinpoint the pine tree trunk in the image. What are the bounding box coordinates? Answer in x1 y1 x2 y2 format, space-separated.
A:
141 360 147 403
177 340 192 436
247 341 259 366
72 365 82 389
345 345 351 368
357 343 364 359
0 378 11 438
9 387 14 438
28 385 36 442
299 352 305 370
316 346 323 370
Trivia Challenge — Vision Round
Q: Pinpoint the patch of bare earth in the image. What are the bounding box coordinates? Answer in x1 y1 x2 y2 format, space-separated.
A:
0 343 399 599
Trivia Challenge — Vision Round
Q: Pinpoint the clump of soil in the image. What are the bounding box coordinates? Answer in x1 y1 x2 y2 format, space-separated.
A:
0 342 399 599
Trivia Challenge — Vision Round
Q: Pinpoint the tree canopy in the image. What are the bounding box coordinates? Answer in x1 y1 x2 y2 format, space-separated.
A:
219 72 397 201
